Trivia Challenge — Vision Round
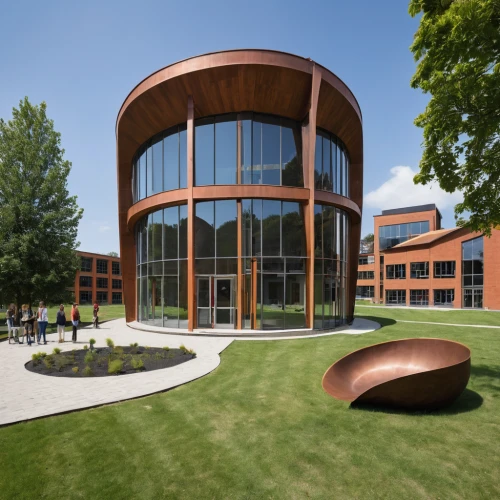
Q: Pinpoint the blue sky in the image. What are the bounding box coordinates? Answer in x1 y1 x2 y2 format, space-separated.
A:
0 0 462 254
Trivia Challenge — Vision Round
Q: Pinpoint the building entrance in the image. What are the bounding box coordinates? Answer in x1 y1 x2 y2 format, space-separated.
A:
196 276 236 329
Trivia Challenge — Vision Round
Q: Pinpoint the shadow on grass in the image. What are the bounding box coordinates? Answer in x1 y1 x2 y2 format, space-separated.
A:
349 388 483 416
354 315 397 328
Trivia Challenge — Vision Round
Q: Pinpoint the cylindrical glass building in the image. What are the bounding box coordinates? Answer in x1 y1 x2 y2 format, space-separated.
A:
117 50 363 333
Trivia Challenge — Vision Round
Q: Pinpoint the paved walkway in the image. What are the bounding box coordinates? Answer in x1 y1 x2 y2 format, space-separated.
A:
0 318 379 426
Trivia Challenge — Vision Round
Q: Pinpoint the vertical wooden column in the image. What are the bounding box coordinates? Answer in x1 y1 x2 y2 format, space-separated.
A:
236 201 243 329
251 257 257 329
187 95 195 331
303 65 322 329
236 121 243 329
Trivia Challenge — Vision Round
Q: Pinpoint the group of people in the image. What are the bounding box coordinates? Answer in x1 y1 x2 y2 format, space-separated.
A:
5 301 99 345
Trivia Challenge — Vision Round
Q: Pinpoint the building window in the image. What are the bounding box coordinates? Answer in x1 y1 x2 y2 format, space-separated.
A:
112 292 122 304
112 262 121 275
357 271 374 280
434 289 454 306
96 278 108 289
462 237 483 308
96 291 108 304
80 257 92 272
194 114 304 188
112 279 122 289
356 286 374 298
315 128 350 196
386 264 406 279
79 275 92 288
410 262 429 279
410 289 429 306
96 259 108 274
132 124 187 203
434 261 456 278
358 256 374 266
379 221 430 250
386 290 406 305
79 291 92 304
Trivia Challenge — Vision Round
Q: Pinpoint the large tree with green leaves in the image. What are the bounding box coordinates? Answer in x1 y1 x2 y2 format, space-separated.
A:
409 0 500 234
0 97 83 311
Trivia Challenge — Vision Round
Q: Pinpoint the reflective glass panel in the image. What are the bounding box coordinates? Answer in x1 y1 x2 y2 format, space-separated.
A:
179 127 187 189
195 201 215 258
164 130 179 191
163 207 178 260
215 117 237 185
152 137 163 194
281 123 303 187
215 200 237 257
262 200 281 256
282 202 305 257
195 119 214 186
261 117 281 185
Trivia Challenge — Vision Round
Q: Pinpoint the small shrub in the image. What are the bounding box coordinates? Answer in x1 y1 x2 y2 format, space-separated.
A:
83 345 88 351
154 352 162 360
55 357 70 372
72 366 79 374
105 338 115 348
83 365 93 377
53 347 61 355
43 355 54 369
187 348 196 357
114 346 124 355
97 356 103 367
108 359 123 374
32 351 46 364
162 346 170 351
84 351 96 364
130 342 138 347
89 338 96 346
144 346 150 350
130 357 145 371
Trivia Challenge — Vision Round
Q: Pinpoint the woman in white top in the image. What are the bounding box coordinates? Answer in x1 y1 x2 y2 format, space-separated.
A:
37 301 49 345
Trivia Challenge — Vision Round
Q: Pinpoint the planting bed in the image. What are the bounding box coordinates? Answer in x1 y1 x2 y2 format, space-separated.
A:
25 346 195 377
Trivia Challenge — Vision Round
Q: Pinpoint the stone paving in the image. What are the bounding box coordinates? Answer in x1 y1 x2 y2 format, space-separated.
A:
0 318 379 426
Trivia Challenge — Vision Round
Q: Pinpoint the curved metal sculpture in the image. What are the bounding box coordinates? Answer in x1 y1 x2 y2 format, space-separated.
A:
322 338 471 410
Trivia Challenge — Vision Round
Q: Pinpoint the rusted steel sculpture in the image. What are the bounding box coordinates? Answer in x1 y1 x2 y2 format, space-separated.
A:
322 338 471 410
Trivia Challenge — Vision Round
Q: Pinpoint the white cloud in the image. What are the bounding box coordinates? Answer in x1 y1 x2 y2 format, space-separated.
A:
364 166 463 211
99 225 111 233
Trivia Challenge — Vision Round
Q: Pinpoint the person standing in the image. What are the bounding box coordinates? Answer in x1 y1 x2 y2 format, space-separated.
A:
21 304 35 346
93 301 99 328
37 301 48 345
56 304 66 343
71 303 80 342
6 304 15 341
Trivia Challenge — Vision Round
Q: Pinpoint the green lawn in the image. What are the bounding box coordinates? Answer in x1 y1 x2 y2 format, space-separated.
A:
1 310 499 499
355 304 500 326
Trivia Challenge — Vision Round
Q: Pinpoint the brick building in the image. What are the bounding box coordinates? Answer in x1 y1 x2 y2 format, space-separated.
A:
356 204 500 309
71 251 123 305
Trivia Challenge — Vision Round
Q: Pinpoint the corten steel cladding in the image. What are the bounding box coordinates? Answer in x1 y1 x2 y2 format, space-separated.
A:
322 338 471 410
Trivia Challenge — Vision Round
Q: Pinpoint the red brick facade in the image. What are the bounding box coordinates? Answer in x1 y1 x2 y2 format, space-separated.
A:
357 205 500 309
71 251 122 305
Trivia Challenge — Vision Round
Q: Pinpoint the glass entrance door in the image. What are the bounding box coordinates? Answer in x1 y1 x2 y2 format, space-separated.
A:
197 277 212 328
215 277 235 328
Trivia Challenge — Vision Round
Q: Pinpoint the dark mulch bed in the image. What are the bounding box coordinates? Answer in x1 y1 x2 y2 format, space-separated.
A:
25 346 195 377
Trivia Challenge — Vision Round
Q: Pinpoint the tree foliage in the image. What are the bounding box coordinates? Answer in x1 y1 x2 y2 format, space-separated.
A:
409 0 500 234
107 252 119 257
0 97 83 308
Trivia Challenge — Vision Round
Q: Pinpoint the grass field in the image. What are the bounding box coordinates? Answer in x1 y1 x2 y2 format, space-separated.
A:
355 304 500 327
1 308 499 499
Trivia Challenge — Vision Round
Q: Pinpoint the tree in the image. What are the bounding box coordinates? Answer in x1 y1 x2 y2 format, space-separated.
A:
107 252 119 257
409 0 500 235
361 233 374 253
0 97 83 312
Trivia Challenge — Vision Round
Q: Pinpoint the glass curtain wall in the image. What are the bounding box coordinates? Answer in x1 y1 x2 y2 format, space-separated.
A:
132 124 187 203
314 129 350 196
194 113 303 188
462 237 484 308
241 199 307 330
136 205 188 327
313 204 349 329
